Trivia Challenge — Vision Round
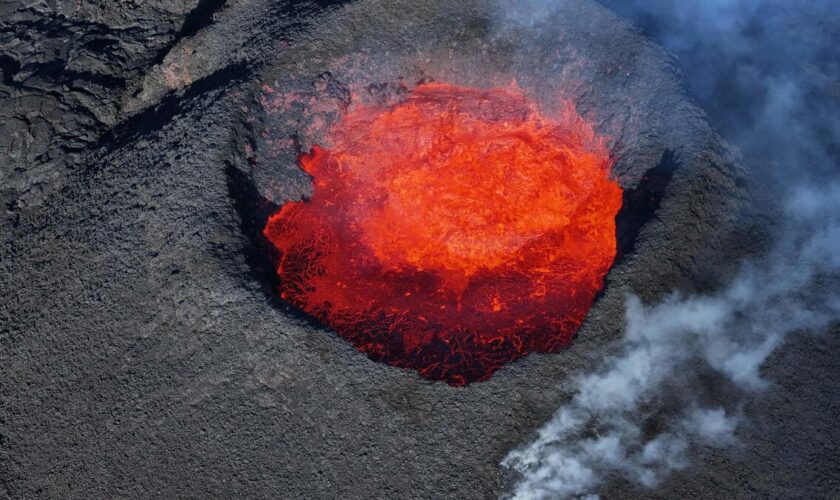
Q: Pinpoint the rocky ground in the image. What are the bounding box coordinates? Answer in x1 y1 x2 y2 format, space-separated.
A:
2 1 838 498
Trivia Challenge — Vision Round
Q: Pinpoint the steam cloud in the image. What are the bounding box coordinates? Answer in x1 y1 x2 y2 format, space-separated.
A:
503 184 840 497
501 0 840 497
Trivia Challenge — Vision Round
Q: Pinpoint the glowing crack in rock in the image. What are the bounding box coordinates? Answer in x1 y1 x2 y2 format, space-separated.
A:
264 82 623 385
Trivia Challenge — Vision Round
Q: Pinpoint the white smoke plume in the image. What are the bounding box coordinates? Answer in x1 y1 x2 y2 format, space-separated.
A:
502 184 840 498
499 1 840 497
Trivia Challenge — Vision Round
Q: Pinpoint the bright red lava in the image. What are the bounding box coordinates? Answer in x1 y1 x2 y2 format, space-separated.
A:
263 82 623 385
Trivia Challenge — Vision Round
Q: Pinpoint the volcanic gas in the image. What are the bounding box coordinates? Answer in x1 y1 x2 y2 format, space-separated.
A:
263 82 623 385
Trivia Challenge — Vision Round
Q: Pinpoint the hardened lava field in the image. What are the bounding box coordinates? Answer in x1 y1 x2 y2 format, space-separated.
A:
263 82 623 384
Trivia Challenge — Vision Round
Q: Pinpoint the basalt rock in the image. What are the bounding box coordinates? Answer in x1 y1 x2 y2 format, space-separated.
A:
2 1 837 499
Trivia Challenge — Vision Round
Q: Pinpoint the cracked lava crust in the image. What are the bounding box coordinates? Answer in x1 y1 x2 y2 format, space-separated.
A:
263 82 623 385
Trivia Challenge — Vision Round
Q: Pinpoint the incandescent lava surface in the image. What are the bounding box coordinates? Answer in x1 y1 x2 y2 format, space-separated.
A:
263 82 623 384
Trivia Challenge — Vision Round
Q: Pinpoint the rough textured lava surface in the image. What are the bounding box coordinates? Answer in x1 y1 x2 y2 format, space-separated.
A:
263 82 622 384
5 0 838 498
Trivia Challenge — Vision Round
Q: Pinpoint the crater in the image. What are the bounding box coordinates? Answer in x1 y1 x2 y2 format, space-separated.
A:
226 0 742 391
229 81 678 385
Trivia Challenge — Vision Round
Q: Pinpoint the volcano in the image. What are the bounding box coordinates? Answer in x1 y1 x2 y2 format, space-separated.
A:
11 0 836 499
263 82 622 384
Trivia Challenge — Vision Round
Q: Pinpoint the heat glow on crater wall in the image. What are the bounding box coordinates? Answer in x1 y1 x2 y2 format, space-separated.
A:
263 82 623 385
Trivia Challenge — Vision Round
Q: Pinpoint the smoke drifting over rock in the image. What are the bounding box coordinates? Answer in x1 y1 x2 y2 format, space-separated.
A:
504 183 840 497
2 0 836 497
601 0 840 182
503 1 840 497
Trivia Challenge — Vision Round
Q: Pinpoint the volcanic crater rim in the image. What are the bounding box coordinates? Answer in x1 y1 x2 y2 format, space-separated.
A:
228 99 679 384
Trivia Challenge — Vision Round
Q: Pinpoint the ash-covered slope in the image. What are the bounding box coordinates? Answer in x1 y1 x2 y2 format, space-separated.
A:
1 1 836 498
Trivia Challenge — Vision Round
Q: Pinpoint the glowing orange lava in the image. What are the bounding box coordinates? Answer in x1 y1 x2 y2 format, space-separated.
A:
263 82 623 385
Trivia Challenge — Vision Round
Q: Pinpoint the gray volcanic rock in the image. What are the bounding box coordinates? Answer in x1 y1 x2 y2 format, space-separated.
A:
0 0 207 206
2 1 836 498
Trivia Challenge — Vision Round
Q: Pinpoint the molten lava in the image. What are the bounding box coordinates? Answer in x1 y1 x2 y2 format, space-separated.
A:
263 82 623 385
